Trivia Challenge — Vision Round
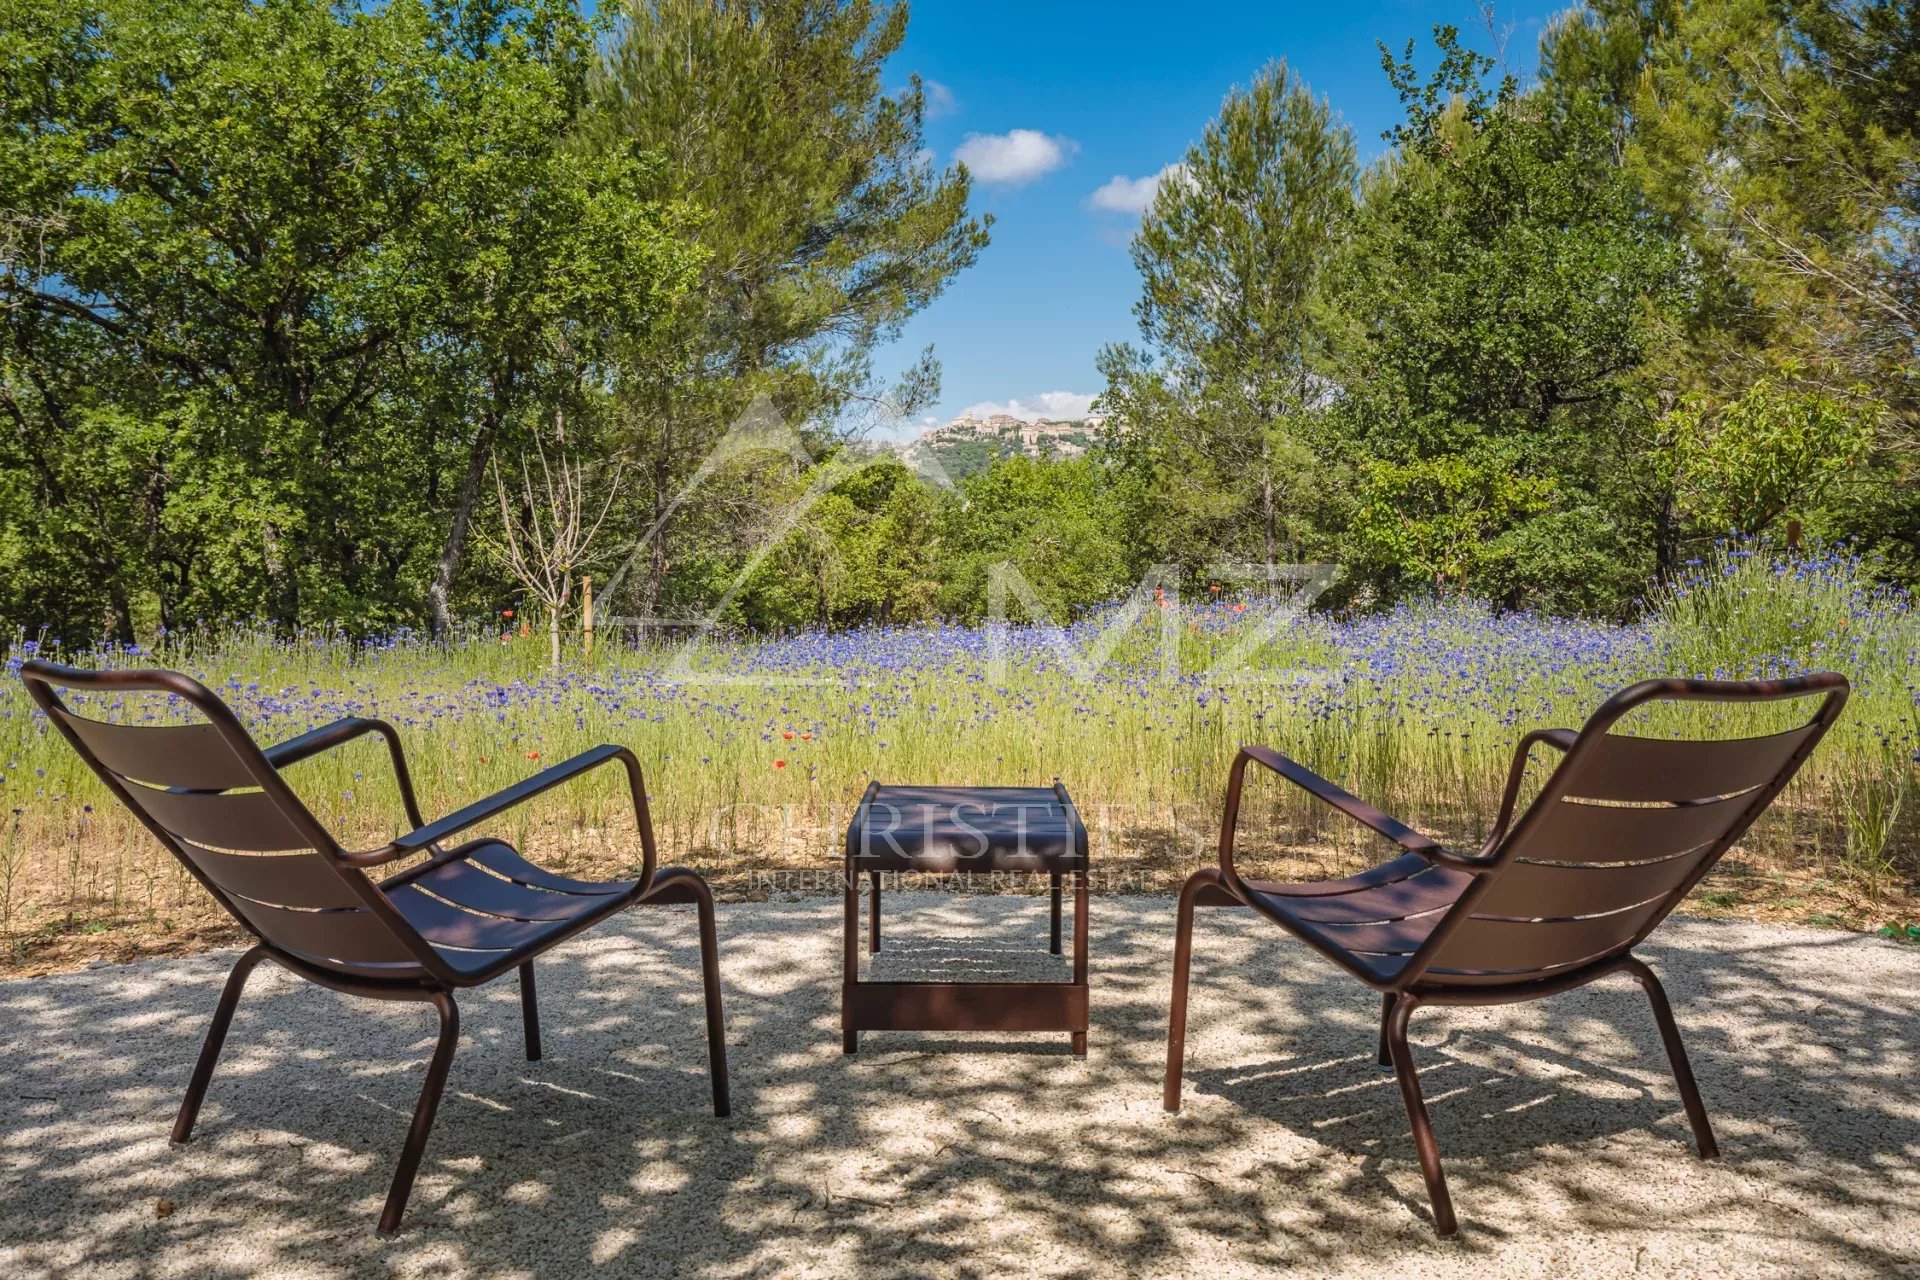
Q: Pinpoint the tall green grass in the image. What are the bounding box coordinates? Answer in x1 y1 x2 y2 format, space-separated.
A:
0 543 1913 947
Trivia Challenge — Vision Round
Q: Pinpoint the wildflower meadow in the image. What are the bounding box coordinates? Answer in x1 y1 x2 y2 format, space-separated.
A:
2 545 1915 966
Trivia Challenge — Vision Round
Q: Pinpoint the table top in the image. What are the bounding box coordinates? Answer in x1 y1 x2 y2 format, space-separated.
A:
846 782 1087 872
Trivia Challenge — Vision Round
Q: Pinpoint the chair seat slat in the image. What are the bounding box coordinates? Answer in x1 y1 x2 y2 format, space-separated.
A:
1428 901 1668 979
386 884 565 952
1243 851 1450 898
182 842 365 910
1521 791 1756 863
1474 852 1702 919
231 899 418 965
125 783 310 852
50 706 256 790
1566 724 1819 804
466 840 629 895
1270 911 1438 956
1250 863 1471 925
412 859 613 921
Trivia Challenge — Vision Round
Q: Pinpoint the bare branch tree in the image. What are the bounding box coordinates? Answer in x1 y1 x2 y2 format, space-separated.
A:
487 409 623 669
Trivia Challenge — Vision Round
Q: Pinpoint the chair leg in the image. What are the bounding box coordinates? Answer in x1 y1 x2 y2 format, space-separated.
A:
1164 869 1214 1112
1620 956 1718 1160
518 961 541 1062
1377 992 1394 1069
379 991 460 1236
1385 996 1457 1237
689 874 732 1118
868 870 882 955
171 945 268 1145
1050 871 1063 955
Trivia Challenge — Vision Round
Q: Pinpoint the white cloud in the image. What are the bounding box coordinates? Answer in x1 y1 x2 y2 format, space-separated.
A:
1088 163 1186 215
924 79 958 121
958 391 1098 422
953 129 1076 186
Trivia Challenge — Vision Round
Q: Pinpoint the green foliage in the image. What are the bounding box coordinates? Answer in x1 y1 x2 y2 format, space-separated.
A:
1349 449 1555 591
1318 24 1687 617
1663 372 1879 536
1325 66 1682 459
1 1 1915 643
741 455 941 629
1098 14 1915 618
936 456 1129 622
1545 0 1919 570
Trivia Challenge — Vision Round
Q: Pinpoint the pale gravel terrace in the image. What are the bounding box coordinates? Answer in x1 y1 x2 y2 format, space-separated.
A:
2 894 1917 1278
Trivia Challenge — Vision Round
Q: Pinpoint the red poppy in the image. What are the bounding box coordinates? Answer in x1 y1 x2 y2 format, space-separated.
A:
1231 603 1246 613
1209 584 1220 593
502 609 515 619
773 759 787 769
526 751 540 761
781 731 795 740
799 732 813 741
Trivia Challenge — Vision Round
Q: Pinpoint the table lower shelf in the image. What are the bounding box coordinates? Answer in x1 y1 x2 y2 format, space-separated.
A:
842 979 1088 1035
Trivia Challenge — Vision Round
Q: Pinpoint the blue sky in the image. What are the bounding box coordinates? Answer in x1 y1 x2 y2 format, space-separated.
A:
870 0 1574 437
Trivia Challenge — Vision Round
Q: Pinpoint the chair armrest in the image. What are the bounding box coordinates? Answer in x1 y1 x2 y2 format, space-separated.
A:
1222 745 1488 879
1482 727 1580 852
351 744 643 871
1235 744 1440 850
264 716 426 830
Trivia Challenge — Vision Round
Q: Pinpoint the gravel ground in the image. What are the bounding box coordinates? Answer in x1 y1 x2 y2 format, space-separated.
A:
2 893 1918 1278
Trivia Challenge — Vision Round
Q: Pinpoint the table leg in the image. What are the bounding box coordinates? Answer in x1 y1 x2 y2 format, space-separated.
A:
1049 871 1063 954
843 860 860 1054
869 870 882 954
1071 868 1089 1057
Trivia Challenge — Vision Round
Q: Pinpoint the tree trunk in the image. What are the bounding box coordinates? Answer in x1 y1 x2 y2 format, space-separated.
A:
1653 486 1679 585
428 417 499 640
548 571 570 671
103 582 135 646
646 529 669 619
262 520 299 637
1260 442 1276 570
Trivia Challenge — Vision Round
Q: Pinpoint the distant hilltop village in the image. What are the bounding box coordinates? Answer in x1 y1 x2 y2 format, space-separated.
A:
900 411 1112 481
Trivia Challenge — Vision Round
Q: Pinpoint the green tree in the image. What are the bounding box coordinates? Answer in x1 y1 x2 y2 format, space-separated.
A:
1098 60 1355 576
0 0 695 641
586 0 988 625
1322 26 1686 610
1543 0 1920 580
742 454 940 629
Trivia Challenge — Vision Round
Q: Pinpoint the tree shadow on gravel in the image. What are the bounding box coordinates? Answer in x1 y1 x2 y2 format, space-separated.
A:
1 894 1917 1279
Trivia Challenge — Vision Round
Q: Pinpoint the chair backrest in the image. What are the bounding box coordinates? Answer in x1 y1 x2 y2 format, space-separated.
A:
1412 674 1849 988
21 660 437 980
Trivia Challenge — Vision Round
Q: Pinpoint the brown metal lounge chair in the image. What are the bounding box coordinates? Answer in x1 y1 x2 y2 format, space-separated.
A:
1164 674 1848 1237
21 660 730 1234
